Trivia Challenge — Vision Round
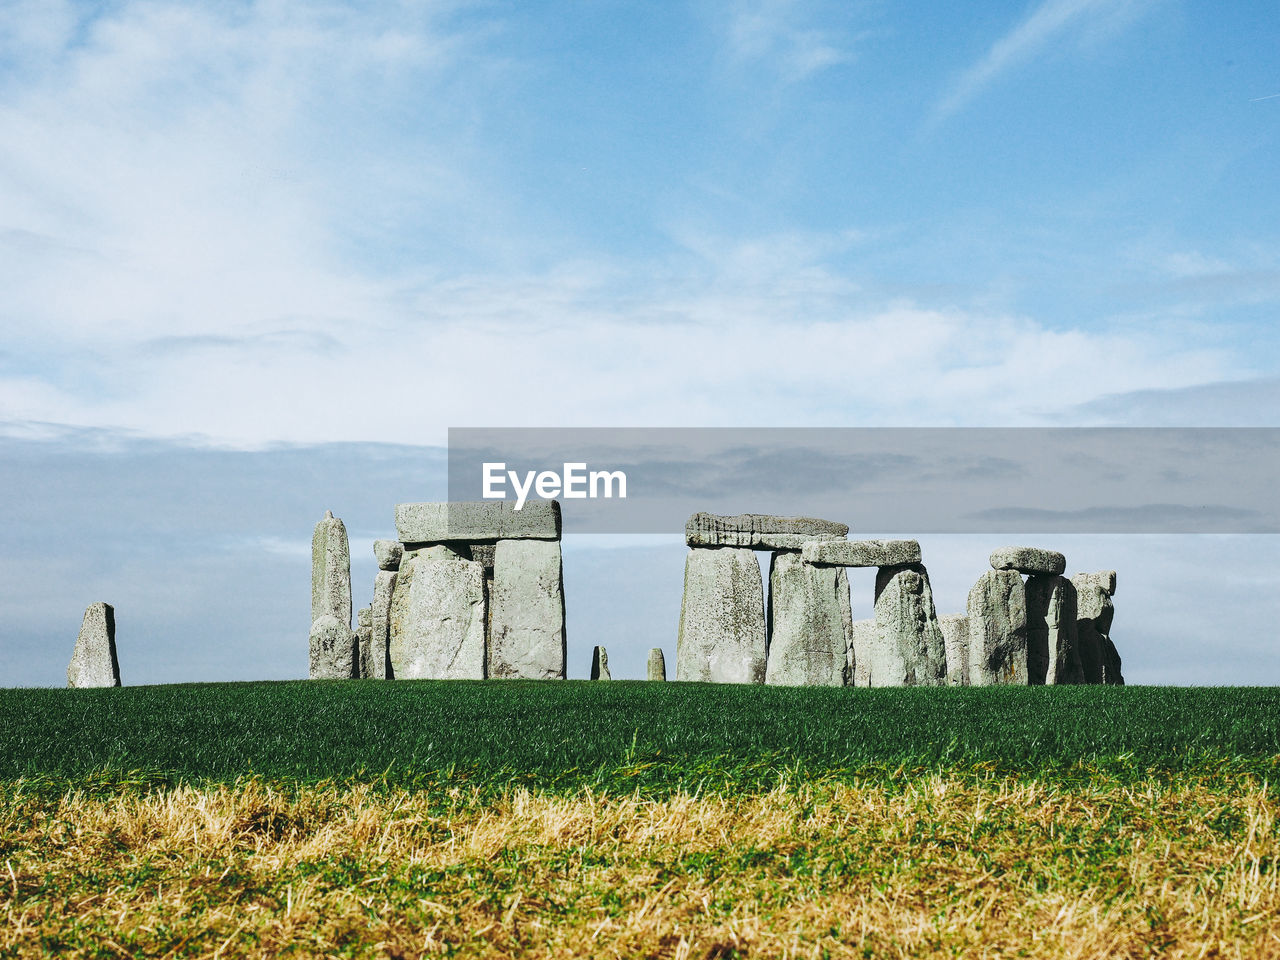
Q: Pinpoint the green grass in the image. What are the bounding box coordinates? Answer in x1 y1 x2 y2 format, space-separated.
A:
2 681 1278 794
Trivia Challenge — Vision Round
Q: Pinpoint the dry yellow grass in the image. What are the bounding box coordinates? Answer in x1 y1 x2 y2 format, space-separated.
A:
2 773 1278 958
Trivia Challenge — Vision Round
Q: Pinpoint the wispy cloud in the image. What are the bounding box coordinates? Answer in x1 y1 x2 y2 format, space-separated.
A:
716 0 855 85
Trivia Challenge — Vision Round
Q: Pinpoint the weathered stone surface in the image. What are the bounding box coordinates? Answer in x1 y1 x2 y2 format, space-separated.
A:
967 570 1028 685
389 545 486 679
373 539 403 571
685 513 848 550
67 602 120 688
1025 575 1081 685
310 614 357 680
648 648 666 681
676 547 767 683
850 619 875 687
356 607 373 679
488 539 566 680
1072 574 1123 685
395 501 560 544
591 645 611 680
469 543 497 571
868 564 947 687
765 552 851 686
312 511 352 627
989 546 1066 576
1075 570 1117 597
938 614 969 686
802 539 921 568
369 570 396 680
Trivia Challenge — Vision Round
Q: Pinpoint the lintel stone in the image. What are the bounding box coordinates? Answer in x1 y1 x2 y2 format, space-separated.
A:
989 546 1066 576
395 500 561 544
685 512 847 550
803 539 921 567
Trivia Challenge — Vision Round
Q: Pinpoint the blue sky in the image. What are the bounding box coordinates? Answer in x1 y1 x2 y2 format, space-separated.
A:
1 1 1278 684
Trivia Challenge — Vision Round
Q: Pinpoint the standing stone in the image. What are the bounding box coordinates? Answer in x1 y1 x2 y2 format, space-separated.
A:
591 645 611 680
312 511 352 628
66 602 121 688
938 614 969 686
967 570 1028 686
1025 575 1081 685
1072 573 1123 685
389 545 486 679
488 539 566 680
373 539 403 571
869 563 947 687
369 570 396 679
850 619 875 687
765 552 851 686
356 606 373 679
310 613 357 680
648 648 667 681
676 547 767 684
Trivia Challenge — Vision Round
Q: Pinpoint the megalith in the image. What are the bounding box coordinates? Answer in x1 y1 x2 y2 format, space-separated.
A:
648 648 667 681
967 570 1028 685
369 570 396 680
356 606 373 679
686 512 847 550
1072 572 1122 685
488 539 566 680
937 614 969 686
310 613 357 680
676 546 767 683
389 544 486 679
765 551 851 686
869 563 947 687
312 510 352 628
373 539 403 571
1025 575 1081 685
67 602 121 688
989 547 1066 577
802 539 921 567
850 619 875 687
591 645 611 680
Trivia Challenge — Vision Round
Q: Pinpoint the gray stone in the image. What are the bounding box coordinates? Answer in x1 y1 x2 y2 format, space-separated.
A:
967 570 1028 685
938 614 969 686
591 645 611 680
373 539 403 571
310 614 357 680
850 619 876 687
989 546 1066 577
1075 570 1117 597
369 570 396 680
356 606 373 679
685 512 848 550
765 552 851 686
648 648 666 681
802 539 921 567
67 602 121 688
1025 575 1081 685
868 563 947 687
488 539 566 680
676 547 767 683
312 511 352 628
389 544 486 679
469 543 497 571
1072 574 1123 685
395 501 560 544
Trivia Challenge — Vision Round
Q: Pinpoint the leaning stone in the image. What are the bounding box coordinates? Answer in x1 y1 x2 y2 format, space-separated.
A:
369 570 396 679
765 552 850 686
802 539 921 567
488 539 566 680
312 511 352 627
373 539 403 571
356 606 373 679
685 513 848 550
676 547 766 683
591 645 611 680
67 602 121 688
967 570 1028 685
389 545 486 679
1025 575 1081 685
648 648 666 681
868 564 947 687
1072 574 1123 685
989 546 1066 577
310 614 357 680
937 614 969 686
395 501 560 544
850 619 876 687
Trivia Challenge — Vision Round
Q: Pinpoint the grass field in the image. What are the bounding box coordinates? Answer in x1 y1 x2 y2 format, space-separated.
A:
2 682 1279 957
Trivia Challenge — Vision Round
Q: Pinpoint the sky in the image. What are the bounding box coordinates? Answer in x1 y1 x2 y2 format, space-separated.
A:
1 0 1278 685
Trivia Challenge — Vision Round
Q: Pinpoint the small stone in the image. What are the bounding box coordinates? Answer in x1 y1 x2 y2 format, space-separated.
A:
765 552 851 686
373 540 403 571
685 512 848 550
676 547 767 683
67 602 121 688
389 544 486 679
1025 575 1081 685
310 614 357 680
312 512 352 627
395 501 560 544
1075 570 1117 597
591 645 611 680
937 614 969 686
488 539 566 680
868 564 947 686
967 570 1028 685
356 606 373 679
648 648 666 681
369 570 396 680
802 539 922 567
989 547 1066 577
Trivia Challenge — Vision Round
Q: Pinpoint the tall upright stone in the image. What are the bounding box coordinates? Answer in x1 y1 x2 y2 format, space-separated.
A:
310 613 357 680
1072 572 1123 685
869 563 947 687
850 619 875 687
488 539 566 680
356 606 373 679
369 570 396 680
967 570 1028 686
591 645 611 680
765 552 851 686
676 547 767 684
937 614 969 686
1025 575 1081 685
389 544 486 679
648 648 667 681
312 511 352 628
67 602 121 688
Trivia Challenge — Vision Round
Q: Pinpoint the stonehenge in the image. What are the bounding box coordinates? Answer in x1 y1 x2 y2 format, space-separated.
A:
1073 571 1124 685
648 648 667 681
591 645 611 680
67 602 121 688
309 511 355 680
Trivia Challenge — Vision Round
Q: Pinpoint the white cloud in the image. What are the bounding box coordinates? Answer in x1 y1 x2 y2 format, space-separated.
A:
717 0 854 84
